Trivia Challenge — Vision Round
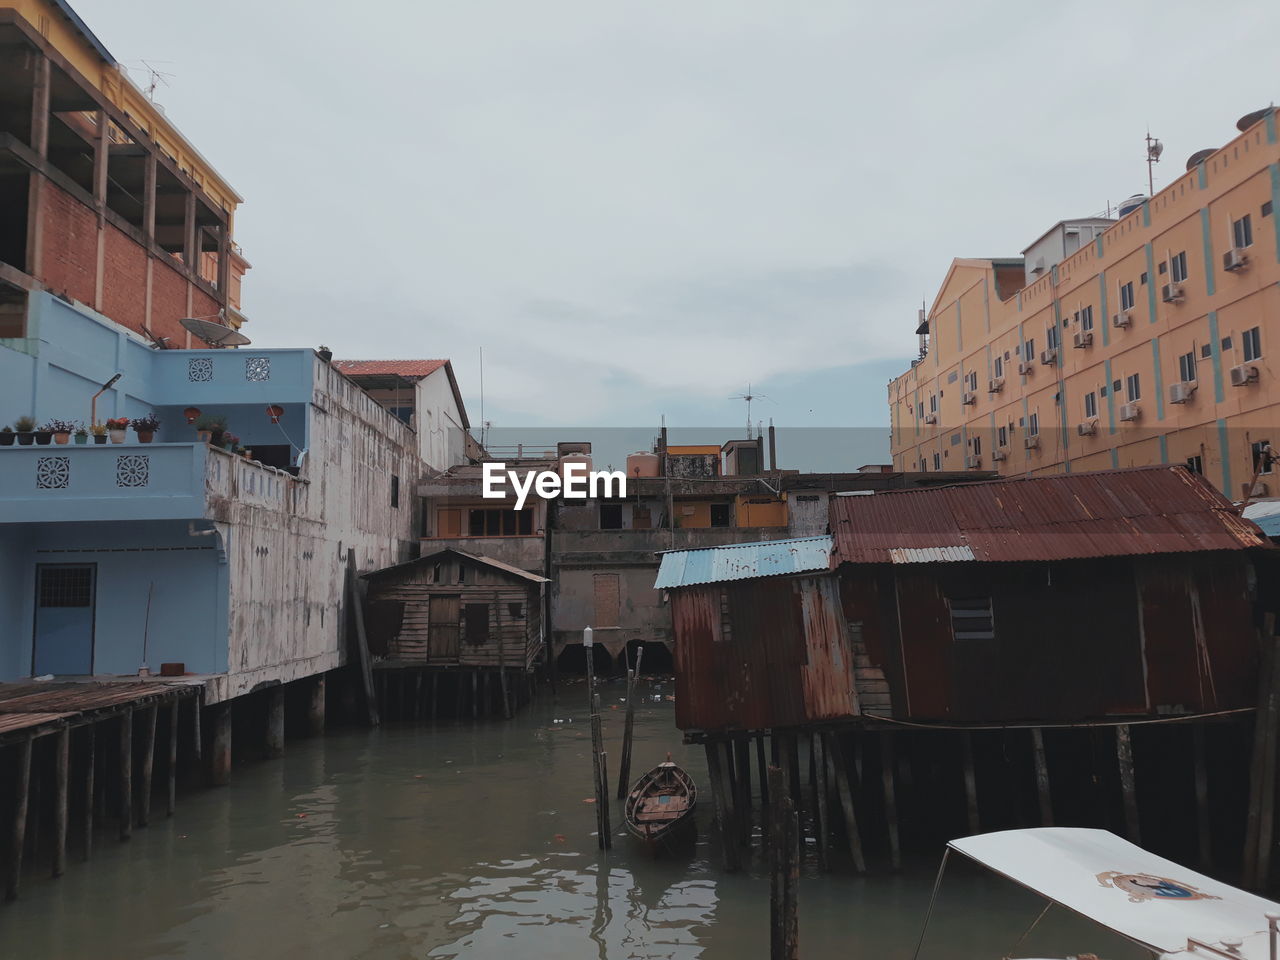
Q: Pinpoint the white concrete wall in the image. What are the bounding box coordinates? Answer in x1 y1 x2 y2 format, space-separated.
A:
415 368 467 471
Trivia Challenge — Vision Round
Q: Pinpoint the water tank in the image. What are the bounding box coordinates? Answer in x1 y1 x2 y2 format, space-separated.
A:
1117 194 1147 218
626 452 660 477
559 454 592 479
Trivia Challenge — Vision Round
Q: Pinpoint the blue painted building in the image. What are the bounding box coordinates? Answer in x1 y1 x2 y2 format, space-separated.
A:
0 292 426 701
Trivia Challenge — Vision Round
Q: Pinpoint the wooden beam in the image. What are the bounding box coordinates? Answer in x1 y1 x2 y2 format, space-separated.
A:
52 725 68 878
167 698 179 817
705 741 740 871
210 702 231 787
30 53 50 158
82 723 95 860
811 733 830 871
880 732 901 870
828 732 866 872
138 704 157 828
1116 724 1140 845
118 710 133 841
1032 728 1053 827
767 765 799 960
5 734 33 901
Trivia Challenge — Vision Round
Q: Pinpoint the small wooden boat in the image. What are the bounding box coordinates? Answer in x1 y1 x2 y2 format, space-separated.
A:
624 758 697 847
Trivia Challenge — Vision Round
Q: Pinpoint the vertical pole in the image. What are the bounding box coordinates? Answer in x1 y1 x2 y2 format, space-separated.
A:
590 698 606 848
210 702 232 787
265 686 285 759
138 704 157 828
599 748 612 850
756 734 771 811
471 671 478 720
734 735 753 844
5 734 32 901
430 673 439 722
308 676 327 737
705 741 740 871
1245 615 1279 888
1193 723 1211 868
828 732 866 872
812 733 830 871
616 646 643 800
1032 727 1053 827
119 710 133 840
1116 724 1140 845
82 723 95 860
881 731 901 870
167 698 179 817
961 730 980 836
767 765 799 960
52 726 69 878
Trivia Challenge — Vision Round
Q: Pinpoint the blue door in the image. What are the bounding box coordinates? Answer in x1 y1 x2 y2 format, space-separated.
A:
32 564 96 676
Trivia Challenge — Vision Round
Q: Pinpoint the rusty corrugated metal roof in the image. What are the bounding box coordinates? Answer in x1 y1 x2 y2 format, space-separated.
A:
829 465 1268 566
655 536 833 589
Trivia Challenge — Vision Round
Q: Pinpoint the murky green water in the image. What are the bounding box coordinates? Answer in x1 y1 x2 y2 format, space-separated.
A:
4 679 1146 959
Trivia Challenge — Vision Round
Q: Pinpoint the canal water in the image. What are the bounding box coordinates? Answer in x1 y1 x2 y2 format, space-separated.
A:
5 679 1147 959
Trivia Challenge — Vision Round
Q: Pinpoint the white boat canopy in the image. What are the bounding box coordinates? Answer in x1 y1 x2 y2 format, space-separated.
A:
948 828 1280 957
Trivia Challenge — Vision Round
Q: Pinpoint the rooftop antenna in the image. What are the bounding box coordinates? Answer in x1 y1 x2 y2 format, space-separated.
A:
133 59 174 101
728 384 771 438
1145 130 1163 196
479 345 485 448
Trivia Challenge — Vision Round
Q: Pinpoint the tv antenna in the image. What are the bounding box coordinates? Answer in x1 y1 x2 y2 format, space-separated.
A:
1145 130 1163 196
729 384 772 438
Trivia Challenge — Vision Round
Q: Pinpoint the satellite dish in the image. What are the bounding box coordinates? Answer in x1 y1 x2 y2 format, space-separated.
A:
180 316 251 347
1237 107 1272 133
1185 148 1217 171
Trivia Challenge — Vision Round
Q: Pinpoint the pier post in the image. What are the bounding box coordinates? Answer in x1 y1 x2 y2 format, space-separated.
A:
880 732 901 870
167 699 179 817
308 676 327 737
119 709 133 840
1032 727 1053 827
705 740 740 871
616 647 643 801
53 726 69 878
1193 723 1211 867
767 765 799 960
828 732 866 872
756 734 770 811
961 731 980 835
82 723 95 860
1116 724 1140 844
734 736 753 845
6 734 32 901
811 733 830 870
210 703 232 787
265 686 285 760
139 704 158 828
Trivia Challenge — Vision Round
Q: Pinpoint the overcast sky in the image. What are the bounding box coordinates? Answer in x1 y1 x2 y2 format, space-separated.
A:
80 0 1280 439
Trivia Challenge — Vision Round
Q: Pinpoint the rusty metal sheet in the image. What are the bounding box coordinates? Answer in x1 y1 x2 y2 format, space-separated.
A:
830 465 1268 566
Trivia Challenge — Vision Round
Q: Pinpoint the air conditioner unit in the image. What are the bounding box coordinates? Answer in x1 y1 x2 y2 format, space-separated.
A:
1112 310 1133 328
1073 331 1094 349
923 412 938 424
1223 248 1250 272
1040 348 1058 365
1077 420 1097 436
1230 363 1260 387
1024 435 1040 450
1119 402 1141 422
1168 381 1197 404
964 455 982 469
987 377 1005 393
990 449 1007 462
1018 361 1035 376
1245 481 1270 498
1161 283 1184 304
1030 255 1046 275
961 391 976 405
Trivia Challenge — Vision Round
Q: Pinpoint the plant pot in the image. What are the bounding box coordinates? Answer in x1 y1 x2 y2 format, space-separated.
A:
53 432 70 445
34 431 52 446
0 433 13 447
74 435 88 445
196 430 212 444
17 432 34 446
92 435 107 445
108 429 126 444
136 431 154 444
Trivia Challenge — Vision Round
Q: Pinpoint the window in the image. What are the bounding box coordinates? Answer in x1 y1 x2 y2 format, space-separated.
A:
1170 251 1188 283
1201 343 1213 359
1178 351 1197 383
1024 338 1035 361
468 508 534 537
1253 441 1273 475
1084 391 1097 419
1120 282 1135 310
599 504 623 529
390 474 400 509
1080 306 1094 331
947 370 959 383
1243 326 1262 362
457 564 468 585
1046 326 1059 350
508 602 523 620
932 452 941 470
710 503 732 527
997 425 1008 447
1140 271 1149 285
1028 412 1039 436
966 371 978 391
950 432 962 446
37 566 93 607
1222 336 1233 352
993 356 1004 379
1126 373 1141 402
463 603 491 644
917 402 924 419
1186 455 1203 475
972 436 982 456
431 563 443 584
929 394 938 413
1233 214 1254 249
949 597 995 641
1264 201 1274 218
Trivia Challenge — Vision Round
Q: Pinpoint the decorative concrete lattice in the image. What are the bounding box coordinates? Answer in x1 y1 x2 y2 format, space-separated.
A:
36 457 70 489
188 357 214 382
116 454 150 488
244 357 270 382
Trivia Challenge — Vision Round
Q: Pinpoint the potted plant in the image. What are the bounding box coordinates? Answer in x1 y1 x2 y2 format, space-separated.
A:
0 426 13 447
74 426 89 445
131 413 161 444
106 417 130 444
14 416 35 446
47 419 76 445
34 420 54 445
223 432 239 451
195 413 226 445
90 422 108 445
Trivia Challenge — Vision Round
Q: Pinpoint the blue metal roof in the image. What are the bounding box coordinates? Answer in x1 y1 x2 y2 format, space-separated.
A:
654 536 834 590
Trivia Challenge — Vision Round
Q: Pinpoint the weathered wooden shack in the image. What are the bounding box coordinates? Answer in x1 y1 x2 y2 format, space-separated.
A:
362 549 548 719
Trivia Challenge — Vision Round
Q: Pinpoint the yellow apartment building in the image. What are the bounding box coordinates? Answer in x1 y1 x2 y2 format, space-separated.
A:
889 107 1280 500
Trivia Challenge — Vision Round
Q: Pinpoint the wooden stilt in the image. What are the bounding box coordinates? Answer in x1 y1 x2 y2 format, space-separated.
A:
413 672 423 721
119 709 133 840
591 702 606 848
599 748 612 850
138 704 157 828
734 736 753 844
52 726 69 878
431 672 439 722
705 741 740 871
828 732 866 872
471 671 478 720
82 723 95 861
1116 724 1140 844
1192 723 1211 868
1031 727 1053 827
210 702 231 787
616 647 643 801
756 734 771 810
308 676 326 737
719 739 741 848
767 764 799 960
265 686 285 759
167 698 179 817
5 734 32 901
880 732 901 870
785 732 802 812
811 732 830 871
192 694 202 760
961 730 980 835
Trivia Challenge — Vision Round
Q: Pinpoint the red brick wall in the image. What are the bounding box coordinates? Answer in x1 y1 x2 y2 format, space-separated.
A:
39 181 97 306
151 257 191 346
100 222 147 332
